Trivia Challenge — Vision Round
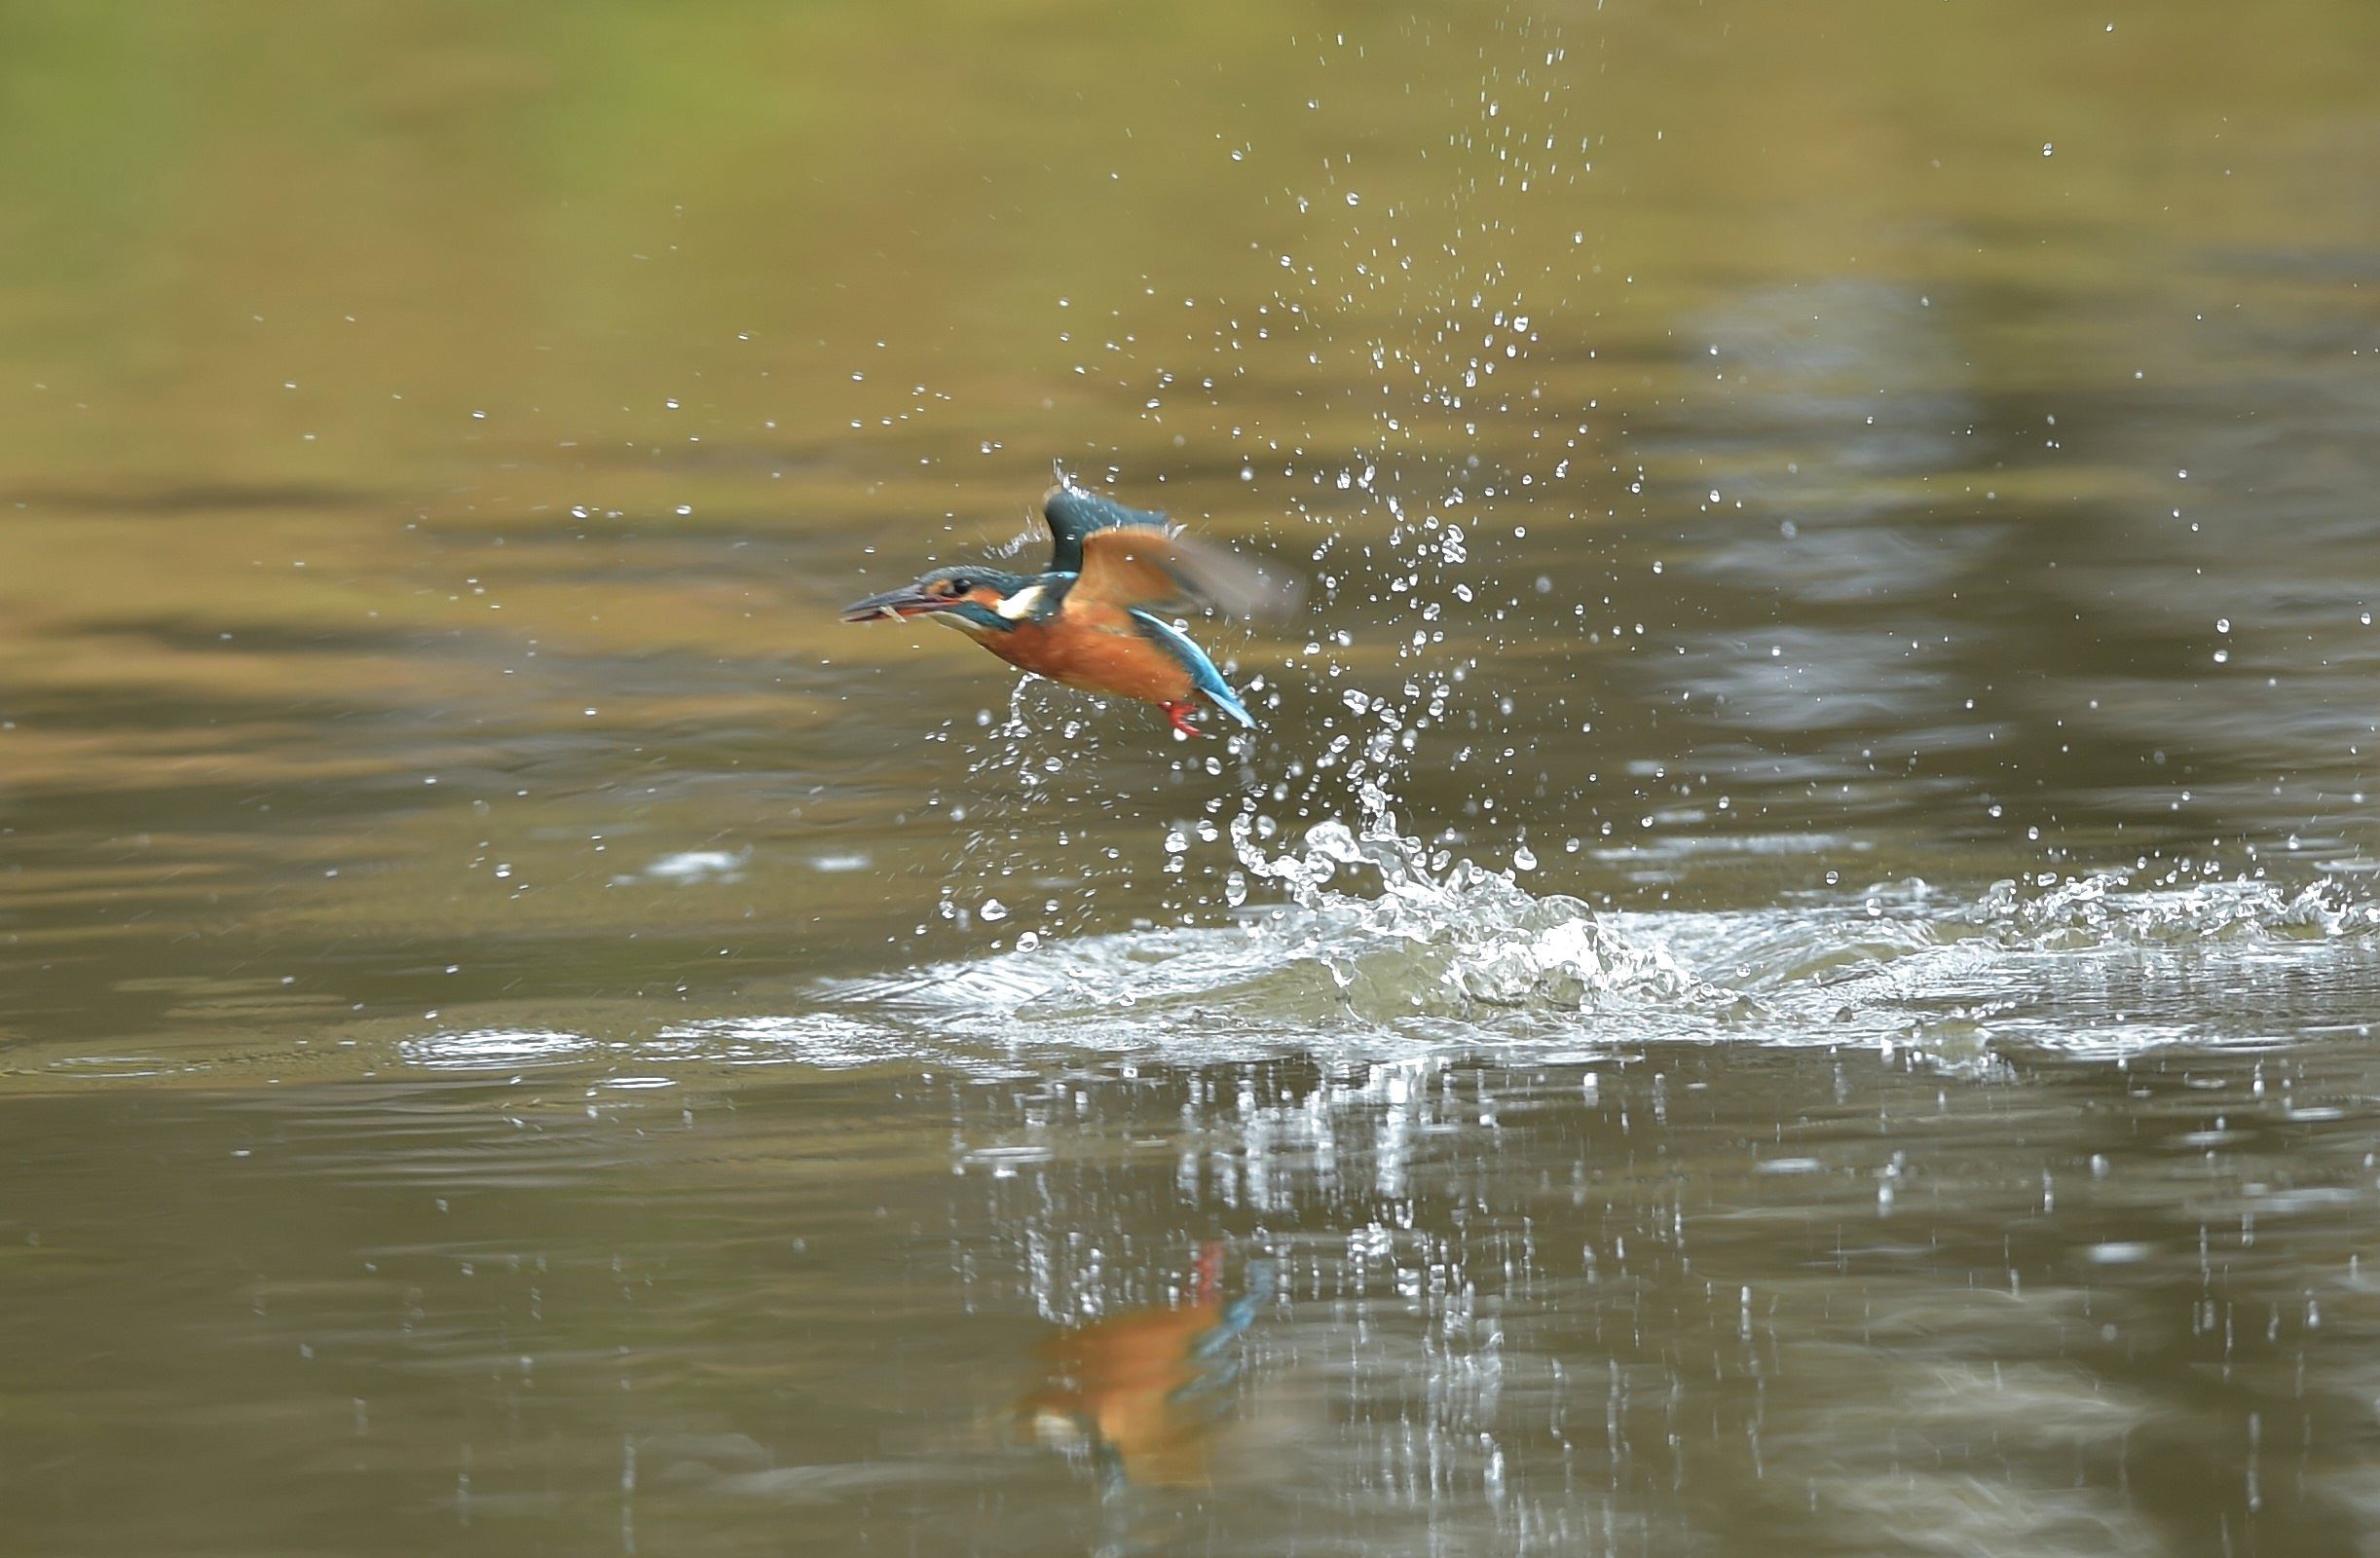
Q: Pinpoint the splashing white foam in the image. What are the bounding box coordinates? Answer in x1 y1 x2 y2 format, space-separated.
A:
754 823 2380 1071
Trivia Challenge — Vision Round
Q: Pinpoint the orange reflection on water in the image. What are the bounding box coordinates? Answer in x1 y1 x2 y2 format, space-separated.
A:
1017 1242 1258 1490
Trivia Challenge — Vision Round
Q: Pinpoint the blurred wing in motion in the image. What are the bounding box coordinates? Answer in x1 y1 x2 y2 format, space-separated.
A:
1070 526 1301 619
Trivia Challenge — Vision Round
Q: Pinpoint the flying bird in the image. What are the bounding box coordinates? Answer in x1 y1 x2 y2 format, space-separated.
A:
841 479 1293 737
1015 1242 1262 1489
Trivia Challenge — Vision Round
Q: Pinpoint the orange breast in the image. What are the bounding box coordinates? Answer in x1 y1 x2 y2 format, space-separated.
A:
1017 1243 1234 1488
1021 1298 1225 1485
987 613 1192 705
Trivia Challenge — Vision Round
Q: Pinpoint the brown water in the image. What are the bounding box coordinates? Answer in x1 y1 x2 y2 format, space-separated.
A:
5 2 2380 1553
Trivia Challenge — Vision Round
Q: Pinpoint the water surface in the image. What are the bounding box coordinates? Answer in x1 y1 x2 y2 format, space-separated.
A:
3 2 2378 1553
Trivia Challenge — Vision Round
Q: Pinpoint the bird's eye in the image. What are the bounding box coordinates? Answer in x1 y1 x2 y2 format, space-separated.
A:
948 577 972 593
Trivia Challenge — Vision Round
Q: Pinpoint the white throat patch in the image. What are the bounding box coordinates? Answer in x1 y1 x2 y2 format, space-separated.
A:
931 612 994 639
993 583 1049 621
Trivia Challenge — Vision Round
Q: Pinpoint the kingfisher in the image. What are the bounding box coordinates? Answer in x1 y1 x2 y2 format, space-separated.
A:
1015 1242 1265 1489
840 479 1291 738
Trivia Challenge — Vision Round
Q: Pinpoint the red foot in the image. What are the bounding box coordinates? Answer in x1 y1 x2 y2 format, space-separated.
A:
1161 701 1207 738
1190 1242 1225 1304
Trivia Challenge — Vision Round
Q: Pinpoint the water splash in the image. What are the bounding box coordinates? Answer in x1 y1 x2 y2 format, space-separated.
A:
1957 871 2380 947
739 841 2380 1076
1225 805 1712 1018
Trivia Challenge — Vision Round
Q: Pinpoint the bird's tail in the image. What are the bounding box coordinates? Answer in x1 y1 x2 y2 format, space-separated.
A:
1200 683 1257 728
1187 656 1256 728
1128 608 1259 730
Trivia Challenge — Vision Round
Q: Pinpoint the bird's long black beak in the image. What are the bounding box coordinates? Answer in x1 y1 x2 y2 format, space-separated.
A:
840 585 948 623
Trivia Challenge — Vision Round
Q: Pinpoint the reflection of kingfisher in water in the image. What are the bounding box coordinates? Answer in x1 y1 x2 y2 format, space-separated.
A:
1017 1243 1265 1490
841 477 1293 738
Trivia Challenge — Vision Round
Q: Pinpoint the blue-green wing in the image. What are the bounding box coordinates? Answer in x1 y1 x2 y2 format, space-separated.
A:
1042 482 1169 575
